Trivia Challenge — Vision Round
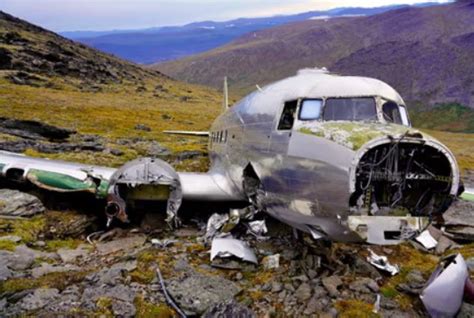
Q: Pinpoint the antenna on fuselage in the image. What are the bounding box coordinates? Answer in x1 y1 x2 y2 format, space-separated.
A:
223 76 229 111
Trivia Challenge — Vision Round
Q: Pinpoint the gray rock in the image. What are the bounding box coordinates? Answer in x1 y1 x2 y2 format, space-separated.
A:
304 295 329 315
111 300 137 317
96 235 146 255
82 284 136 304
0 264 12 281
271 282 283 293
0 189 45 217
0 298 6 311
44 285 81 313
322 276 343 298
167 270 242 315
458 302 474 318
32 262 80 278
352 256 383 281
203 299 256 318
111 260 138 272
349 277 379 294
294 282 312 302
57 244 90 263
18 288 60 311
86 267 126 285
0 245 40 271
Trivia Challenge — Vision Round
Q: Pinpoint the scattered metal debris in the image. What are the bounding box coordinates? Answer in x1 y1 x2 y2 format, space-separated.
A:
86 230 105 245
210 237 257 264
420 253 468 317
151 238 177 248
247 220 268 238
373 294 381 314
156 265 187 318
415 230 438 250
205 213 230 240
261 254 280 270
367 249 399 276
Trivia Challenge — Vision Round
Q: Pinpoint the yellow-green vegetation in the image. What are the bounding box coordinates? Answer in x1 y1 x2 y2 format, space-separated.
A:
0 215 45 244
0 75 221 170
95 297 114 318
450 242 474 259
134 296 176 318
0 239 17 251
45 238 82 251
130 247 176 284
0 270 90 294
299 122 419 150
378 244 438 309
424 129 474 172
335 299 379 318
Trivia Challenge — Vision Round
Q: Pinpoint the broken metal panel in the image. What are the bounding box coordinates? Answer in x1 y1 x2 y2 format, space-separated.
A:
420 253 468 317
415 230 438 250
210 237 258 264
347 216 429 245
367 249 399 276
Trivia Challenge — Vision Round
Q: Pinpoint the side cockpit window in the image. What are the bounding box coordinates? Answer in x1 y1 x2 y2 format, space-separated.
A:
278 100 298 130
382 101 403 125
299 99 322 121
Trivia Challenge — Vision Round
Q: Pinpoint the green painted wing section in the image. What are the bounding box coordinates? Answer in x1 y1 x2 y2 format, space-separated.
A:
27 169 97 192
461 191 474 202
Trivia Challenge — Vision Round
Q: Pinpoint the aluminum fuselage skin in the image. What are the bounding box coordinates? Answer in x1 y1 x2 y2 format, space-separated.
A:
206 71 460 242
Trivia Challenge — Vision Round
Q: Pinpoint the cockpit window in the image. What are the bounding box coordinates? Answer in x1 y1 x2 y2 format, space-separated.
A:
323 98 377 121
299 99 322 121
399 106 410 126
278 100 298 130
382 101 403 124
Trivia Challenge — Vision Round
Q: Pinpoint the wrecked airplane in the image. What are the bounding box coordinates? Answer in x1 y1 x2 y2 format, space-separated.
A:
0 68 467 245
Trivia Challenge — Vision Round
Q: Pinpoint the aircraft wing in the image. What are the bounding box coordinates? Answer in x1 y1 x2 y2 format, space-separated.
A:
163 130 209 136
0 151 245 225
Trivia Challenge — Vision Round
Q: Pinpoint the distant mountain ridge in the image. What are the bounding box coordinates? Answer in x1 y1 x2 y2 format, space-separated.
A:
156 0 474 119
61 2 443 64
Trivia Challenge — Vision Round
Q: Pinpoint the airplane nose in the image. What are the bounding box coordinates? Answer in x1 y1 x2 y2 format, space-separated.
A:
350 136 460 217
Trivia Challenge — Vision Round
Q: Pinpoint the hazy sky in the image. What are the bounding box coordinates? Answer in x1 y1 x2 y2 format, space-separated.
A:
1 0 451 31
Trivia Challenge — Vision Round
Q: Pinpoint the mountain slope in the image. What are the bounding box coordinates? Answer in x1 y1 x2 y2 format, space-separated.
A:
0 11 222 170
62 3 433 64
156 1 474 112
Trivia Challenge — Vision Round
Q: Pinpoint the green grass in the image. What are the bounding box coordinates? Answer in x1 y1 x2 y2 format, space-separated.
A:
411 103 474 133
0 75 221 170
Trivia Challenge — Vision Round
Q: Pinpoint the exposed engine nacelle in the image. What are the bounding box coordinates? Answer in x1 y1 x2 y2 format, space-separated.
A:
105 157 182 227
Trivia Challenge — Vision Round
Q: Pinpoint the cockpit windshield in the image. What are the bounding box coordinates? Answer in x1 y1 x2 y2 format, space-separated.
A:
323 98 377 122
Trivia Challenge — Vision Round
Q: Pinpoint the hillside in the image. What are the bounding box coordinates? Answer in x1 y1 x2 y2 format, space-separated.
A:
156 1 474 114
62 3 430 64
0 11 222 171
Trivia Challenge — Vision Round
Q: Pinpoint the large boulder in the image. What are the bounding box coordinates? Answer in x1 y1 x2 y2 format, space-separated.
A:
0 189 45 217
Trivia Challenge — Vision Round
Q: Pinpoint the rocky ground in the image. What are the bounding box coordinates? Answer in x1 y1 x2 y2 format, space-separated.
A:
0 188 473 317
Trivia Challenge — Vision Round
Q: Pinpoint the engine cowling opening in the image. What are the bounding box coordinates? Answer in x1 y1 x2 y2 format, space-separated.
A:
350 141 455 218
